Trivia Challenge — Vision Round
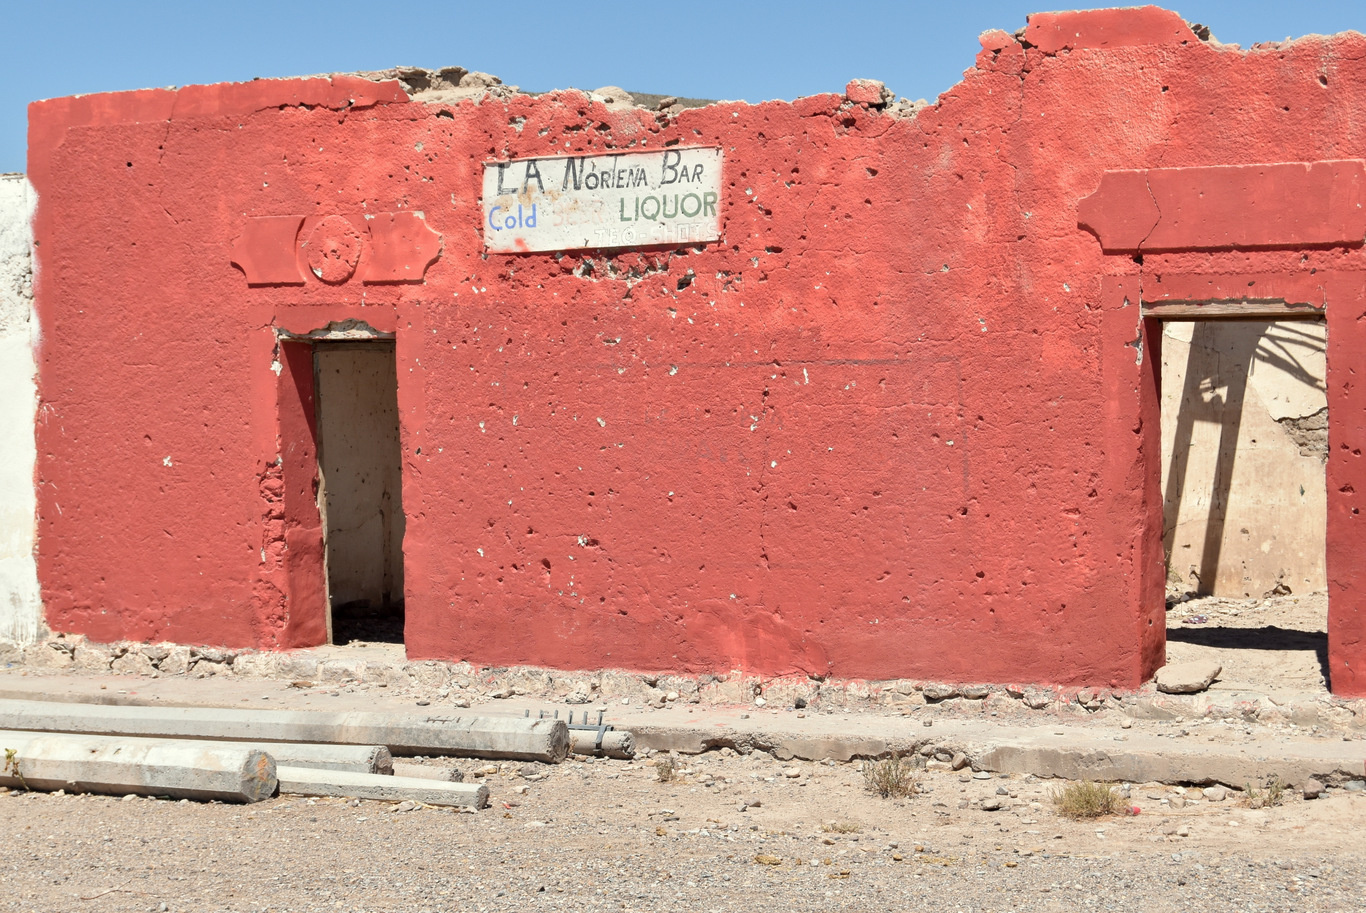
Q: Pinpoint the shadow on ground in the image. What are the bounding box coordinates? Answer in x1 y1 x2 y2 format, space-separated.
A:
1167 624 1329 687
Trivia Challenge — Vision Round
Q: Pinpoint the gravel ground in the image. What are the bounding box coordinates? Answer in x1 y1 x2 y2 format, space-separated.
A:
3 749 1364 913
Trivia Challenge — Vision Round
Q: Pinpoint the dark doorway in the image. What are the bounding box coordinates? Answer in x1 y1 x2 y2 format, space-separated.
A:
313 341 405 644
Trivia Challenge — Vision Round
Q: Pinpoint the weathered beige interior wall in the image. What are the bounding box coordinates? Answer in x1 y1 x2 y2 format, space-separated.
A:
0 173 42 644
1161 320 1327 597
315 343 405 615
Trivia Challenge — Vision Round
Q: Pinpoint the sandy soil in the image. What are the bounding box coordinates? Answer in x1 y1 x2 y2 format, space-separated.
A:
2 746 1364 913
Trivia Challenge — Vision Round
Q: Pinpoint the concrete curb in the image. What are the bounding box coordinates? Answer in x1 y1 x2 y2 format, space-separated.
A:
2 669 1363 789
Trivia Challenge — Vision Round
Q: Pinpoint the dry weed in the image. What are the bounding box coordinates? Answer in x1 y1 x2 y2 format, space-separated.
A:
1052 780 1124 819
862 754 919 799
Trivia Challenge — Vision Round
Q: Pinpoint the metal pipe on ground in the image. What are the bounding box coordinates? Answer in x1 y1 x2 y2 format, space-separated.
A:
0 700 569 762
0 730 275 803
569 729 635 760
277 766 489 808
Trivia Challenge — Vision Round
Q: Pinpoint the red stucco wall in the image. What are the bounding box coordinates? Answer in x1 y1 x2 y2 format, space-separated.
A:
28 7 1366 691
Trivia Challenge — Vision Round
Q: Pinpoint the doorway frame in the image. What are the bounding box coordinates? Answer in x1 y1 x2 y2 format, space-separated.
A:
1115 270 1366 696
271 321 402 648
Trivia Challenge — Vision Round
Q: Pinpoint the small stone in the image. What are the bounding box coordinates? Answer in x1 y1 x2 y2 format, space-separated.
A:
665 690 680 702
783 768 801 778
656 96 677 111
996 785 1009 796
1154 661 1222 695
973 771 992 780
452 697 471 708
959 684 990 700
1344 780 1365 792
981 797 1003 811
1303 778 1324 800
1121 719 1133 729
1202 786 1227 802
754 696 767 707
1176 826 1190 837
950 752 968 770
922 683 959 702
744 797 761 808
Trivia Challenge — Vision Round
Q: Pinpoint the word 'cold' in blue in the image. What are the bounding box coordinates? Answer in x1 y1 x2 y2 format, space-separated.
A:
487 204 538 231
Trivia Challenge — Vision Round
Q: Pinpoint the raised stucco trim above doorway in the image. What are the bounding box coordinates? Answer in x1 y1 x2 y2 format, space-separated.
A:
1078 161 1366 254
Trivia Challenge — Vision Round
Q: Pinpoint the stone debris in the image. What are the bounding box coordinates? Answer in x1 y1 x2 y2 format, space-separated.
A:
1154 661 1223 694
1303 778 1324 799
845 79 893 106
922 684 959 702
591 86 635 107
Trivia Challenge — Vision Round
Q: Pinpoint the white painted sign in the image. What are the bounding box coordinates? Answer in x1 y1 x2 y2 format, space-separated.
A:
481 147 722 253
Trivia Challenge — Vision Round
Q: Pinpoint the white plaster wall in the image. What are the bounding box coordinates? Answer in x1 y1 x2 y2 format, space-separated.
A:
1161 320 1327 597
0 173 42 644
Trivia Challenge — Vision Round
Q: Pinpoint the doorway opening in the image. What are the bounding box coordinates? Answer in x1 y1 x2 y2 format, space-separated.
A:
1158 317 1328 691
313 340 406 645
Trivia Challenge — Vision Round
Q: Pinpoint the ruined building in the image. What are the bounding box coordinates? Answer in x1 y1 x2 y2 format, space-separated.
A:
3 6 1366 695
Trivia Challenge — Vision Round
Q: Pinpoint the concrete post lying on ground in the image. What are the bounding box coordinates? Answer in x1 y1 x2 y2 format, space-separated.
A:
0 730 275 802
391 760 463 782
569 729 635 760
277 766 489 808
230 742 391 775
0 700 569 762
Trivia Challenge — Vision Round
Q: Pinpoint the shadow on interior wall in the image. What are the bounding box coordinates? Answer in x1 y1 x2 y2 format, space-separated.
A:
1165 624 1329 687
1162 320 1326 595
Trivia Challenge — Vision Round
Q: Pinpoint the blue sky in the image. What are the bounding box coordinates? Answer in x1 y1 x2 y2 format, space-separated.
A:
3 1 1361 174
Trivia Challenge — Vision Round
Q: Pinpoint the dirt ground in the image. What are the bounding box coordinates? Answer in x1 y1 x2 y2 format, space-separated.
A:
1165 590 1329 694
2 745 1365 913
0 589 1358 911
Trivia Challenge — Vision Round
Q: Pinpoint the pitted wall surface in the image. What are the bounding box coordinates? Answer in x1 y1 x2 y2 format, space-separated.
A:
0 173 40 644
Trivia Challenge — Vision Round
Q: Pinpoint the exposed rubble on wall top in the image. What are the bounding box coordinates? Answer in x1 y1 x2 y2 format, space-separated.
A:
342 65 929 119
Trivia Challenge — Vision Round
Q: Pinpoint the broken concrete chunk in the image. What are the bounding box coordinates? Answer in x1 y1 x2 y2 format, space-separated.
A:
1154 661 1222 694
845 79 891 107
459 71 501 88
591 86 635 107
